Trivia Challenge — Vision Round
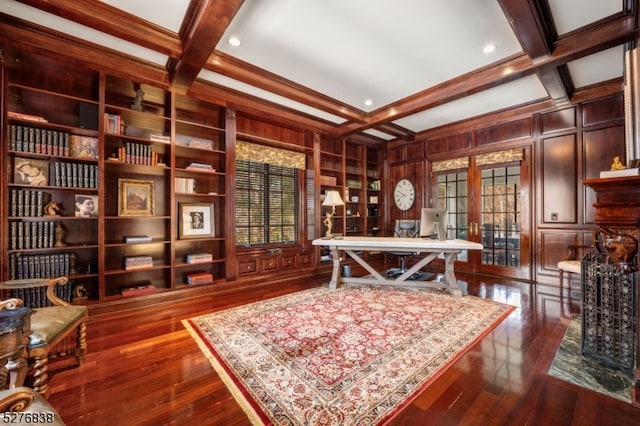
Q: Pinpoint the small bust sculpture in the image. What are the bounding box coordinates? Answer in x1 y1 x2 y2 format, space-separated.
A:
131 88 145 111
610 156 626 170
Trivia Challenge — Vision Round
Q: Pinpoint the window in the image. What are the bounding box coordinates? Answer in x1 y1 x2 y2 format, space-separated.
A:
236 159 299 246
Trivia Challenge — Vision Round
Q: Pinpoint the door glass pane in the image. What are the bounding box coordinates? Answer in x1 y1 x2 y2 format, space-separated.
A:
480 166 520 266
436 172 468 262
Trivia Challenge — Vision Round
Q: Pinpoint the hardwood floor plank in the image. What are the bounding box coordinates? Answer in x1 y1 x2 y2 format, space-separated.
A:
42 274 640 425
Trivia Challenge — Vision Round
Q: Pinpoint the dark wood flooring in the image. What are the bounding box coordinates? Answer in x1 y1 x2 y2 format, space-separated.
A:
45 273 640 426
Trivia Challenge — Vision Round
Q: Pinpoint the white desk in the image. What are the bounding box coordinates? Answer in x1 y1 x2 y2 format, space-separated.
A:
312 236 483 297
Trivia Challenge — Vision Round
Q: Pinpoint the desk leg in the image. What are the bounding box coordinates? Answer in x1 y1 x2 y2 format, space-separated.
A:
443 252 463 297
329 247 341 290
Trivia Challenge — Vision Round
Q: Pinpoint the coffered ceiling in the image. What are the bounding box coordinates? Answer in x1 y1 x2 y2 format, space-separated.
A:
0 0 635 144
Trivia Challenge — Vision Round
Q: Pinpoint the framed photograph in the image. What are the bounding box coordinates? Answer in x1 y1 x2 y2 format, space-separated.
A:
118 179 154 216
179 203 214 239
75 194 98 217
14 157 49 186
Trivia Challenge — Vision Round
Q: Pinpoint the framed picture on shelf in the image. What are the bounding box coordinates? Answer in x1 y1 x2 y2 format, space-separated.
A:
118 179 154 216
75 194 98 217
69 135 99 160
179 203 214 239
14 157 49 186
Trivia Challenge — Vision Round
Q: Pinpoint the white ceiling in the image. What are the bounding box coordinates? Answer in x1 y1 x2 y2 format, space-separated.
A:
2 0 626 140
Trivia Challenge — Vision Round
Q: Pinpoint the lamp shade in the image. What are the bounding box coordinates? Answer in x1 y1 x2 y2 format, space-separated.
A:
322 190 345 207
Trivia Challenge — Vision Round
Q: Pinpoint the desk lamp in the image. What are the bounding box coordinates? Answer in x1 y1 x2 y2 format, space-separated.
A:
322 190 345 238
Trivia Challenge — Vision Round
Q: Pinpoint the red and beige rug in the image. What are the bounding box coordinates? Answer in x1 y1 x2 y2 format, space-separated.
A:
183 285 514 425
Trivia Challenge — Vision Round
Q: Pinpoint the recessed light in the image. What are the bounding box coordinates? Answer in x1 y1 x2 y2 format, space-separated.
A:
364 99 373 107
229 37 242 47
482 44 496 54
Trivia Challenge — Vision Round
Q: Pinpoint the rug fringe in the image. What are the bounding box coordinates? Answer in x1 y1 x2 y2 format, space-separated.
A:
181 319 267 426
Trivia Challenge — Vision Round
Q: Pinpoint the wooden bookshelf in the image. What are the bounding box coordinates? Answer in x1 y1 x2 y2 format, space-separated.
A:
1 49 229 304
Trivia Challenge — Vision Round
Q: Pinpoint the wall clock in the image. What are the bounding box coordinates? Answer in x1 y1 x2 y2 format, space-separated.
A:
394 178 416 211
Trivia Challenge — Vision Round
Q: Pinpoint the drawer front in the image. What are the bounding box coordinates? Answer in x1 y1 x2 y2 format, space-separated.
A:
239 260 257 275
281 255 296 268
262 258 277 270
299 254 312 265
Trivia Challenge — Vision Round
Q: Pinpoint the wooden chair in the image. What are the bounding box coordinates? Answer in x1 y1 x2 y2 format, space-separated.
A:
557 244 594 289
0 386 65 425
0 277 87 399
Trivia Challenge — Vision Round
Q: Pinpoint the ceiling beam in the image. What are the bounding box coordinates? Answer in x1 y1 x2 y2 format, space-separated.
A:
498 0 554 59
168 0 244 93
338 12 636 135
205 52 368 124
0 13 170 87
537 65 573 105
16 0 182 57
188 80 339 134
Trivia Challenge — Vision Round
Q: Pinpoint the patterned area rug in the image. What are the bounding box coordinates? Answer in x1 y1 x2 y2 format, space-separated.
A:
183 285 515 425
548 317 634 403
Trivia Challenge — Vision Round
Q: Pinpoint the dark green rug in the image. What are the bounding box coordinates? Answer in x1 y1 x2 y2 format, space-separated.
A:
548 317 634 403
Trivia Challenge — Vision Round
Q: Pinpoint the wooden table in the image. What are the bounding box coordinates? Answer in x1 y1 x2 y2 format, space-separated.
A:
312 236 483 297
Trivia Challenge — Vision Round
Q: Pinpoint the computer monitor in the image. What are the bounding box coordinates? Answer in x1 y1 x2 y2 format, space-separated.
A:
419 208 447 239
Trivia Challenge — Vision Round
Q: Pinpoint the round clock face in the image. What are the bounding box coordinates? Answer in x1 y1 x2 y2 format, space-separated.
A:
394 178 416 211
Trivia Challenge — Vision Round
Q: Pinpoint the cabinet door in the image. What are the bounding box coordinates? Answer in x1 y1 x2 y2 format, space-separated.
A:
433 147 532 280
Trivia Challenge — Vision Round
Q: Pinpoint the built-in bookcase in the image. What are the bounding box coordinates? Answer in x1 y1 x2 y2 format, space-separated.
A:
1 49 229 303
316 136 384 240
4 51 100 302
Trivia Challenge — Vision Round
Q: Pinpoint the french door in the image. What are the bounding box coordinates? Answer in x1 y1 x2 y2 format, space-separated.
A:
433 147 531 280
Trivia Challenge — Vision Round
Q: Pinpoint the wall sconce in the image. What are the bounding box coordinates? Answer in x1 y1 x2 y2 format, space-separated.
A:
322 190 345 239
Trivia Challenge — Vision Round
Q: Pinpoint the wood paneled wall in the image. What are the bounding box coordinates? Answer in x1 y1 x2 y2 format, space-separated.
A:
387 93 626 285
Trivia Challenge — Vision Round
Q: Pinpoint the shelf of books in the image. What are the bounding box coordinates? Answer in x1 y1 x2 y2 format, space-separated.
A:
100 77 173 299
4 50 101 303
366 146 383 236
172 94 227 287
344 142 366 236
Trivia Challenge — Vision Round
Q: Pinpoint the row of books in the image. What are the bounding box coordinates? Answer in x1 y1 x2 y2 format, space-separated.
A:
8 252 73 280
346 179 362 189
186 271 213 285
175 177 196 194
104 113 124 135
10 189 49 217
320 175 338 186
8 282 73 307
124 255 154 271
9 220 58 250
53 161 99 188
185 252 213 264
10 124 71 156
113 141 164 166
